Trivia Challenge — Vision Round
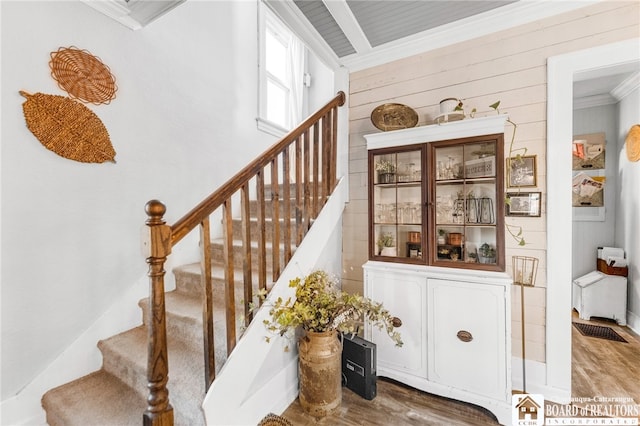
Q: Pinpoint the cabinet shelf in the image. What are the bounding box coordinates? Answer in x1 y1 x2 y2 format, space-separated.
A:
374 181 421 188
435 179 464 184
436 177 496 184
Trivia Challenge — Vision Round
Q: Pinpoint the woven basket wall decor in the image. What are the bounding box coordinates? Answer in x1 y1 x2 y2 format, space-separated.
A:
625 124 640 162
20 91 116 163
49 46 117 105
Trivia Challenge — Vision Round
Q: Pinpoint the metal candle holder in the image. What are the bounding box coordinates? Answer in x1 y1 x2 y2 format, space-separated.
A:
512 256 539 393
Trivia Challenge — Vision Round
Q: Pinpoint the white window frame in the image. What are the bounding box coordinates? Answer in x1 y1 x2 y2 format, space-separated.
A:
258 3 305 138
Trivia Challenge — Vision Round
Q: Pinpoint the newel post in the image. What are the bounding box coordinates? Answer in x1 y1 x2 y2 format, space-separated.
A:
143 200 174 426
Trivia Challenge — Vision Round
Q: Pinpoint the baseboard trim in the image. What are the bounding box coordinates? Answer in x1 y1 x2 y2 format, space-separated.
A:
511 357 571 404
627 310 640 335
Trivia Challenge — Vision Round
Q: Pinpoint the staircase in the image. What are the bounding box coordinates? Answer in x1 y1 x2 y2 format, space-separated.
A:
40 92 346 425
42 201 292 425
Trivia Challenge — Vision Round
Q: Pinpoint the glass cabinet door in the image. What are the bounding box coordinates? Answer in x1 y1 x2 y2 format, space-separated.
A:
433 139 500 267
371 148 423 261
368 133 504 271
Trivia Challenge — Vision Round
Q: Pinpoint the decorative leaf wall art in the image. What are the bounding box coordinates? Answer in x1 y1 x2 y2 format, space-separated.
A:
49 46 117 105
20 91 116 163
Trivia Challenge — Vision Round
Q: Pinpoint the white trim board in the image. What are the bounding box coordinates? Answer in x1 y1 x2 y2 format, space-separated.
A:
546 37 640 402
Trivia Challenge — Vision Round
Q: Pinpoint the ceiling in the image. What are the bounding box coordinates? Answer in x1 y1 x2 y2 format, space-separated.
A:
268 0 605 71
292 0 518 58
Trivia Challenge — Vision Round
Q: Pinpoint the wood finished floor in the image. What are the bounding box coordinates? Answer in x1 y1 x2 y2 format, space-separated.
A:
571 311 640 413
282 377 499 425
280 312 640 425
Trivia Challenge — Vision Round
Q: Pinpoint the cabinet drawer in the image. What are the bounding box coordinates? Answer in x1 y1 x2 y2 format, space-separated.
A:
427 278 506 399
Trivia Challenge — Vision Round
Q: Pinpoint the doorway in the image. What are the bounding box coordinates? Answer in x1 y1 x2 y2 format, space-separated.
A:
546 38 640 402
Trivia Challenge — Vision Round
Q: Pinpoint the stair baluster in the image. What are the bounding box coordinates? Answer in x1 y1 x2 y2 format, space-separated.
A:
199 217 215 387
143 91 345 425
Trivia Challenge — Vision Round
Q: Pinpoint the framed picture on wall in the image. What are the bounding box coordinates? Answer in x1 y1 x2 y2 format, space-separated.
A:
506 192 541 217
507 155 537 188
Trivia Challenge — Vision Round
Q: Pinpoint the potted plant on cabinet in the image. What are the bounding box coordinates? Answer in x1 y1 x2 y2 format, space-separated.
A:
377 232 396 256
478 243 496 264
259 270 402 417
375 159 396 184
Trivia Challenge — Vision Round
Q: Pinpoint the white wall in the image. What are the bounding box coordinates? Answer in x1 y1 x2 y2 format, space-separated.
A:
616 86 640 332
343 2 639 402
0 0 337 403
344 1 639 368
572 104 619 279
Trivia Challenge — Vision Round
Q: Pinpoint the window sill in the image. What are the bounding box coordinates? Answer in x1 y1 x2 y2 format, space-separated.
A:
256 117 288 138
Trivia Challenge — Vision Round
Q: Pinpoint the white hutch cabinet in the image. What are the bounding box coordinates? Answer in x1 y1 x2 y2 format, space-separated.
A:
363 115 512 425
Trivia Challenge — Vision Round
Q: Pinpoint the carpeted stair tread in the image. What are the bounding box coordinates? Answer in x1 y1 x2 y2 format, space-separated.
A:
208 238 297 268
98 326 206 425
140 290 202 327
42 370 145 426
173 263 274 298
173 262 270 285
139 291 233 352
210 237 298 250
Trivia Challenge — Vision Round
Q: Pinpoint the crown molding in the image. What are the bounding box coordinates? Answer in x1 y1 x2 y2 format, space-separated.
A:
82 0 185 30
611 71 640 101
573 93 618 110
574 71 640 109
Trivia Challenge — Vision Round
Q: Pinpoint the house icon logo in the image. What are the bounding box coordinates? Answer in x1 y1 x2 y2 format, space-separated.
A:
512 394 544 425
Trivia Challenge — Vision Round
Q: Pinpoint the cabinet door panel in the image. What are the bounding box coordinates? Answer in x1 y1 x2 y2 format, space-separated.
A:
365 271 427 377
370 148 424 262
427 279 506 399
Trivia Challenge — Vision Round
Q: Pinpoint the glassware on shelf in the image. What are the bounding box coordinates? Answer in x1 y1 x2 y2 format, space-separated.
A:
436 194 454 223
399 162 416 182
479 198 494 224
397 203 406 223
410 203 420 224
453 199 465 224
461 197 495 224
385 203 396 223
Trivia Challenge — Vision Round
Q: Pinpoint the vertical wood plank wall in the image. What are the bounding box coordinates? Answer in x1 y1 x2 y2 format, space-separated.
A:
343 1 640 363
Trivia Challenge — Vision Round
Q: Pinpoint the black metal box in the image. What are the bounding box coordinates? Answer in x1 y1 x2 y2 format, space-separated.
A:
342 334 376 400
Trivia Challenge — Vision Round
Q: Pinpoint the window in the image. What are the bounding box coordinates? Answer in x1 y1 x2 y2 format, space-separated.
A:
258 4 305 137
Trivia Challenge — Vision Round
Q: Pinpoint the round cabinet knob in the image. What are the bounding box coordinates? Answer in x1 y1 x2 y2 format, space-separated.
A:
392 317 403 328
456 330 473 342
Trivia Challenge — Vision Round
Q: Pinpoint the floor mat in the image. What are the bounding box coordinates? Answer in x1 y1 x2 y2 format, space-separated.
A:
573 322 627 343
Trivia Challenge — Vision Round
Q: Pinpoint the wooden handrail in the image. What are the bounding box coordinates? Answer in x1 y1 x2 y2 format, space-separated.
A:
171 91 345 245
142 91 345 426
